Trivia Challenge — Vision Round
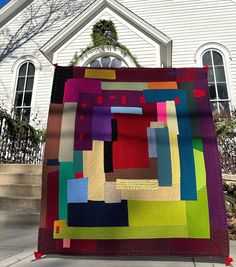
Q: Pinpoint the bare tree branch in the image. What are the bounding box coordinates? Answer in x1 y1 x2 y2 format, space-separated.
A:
0 0 95 62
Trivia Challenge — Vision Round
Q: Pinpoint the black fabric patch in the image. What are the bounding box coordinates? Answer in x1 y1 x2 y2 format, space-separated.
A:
104 141 113 173
51 66 73 104
68 201 129 227
111 119 118 141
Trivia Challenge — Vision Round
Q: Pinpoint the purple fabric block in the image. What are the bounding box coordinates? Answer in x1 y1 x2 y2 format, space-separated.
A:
78 90 143 108
74 91 143 150
196 81 228 232
74 105 93 151
92 107 112 141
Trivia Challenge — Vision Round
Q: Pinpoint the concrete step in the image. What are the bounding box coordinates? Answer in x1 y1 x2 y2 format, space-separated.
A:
0 164 42 174
0 173 41 185
0 196 41 211
0 210 40 226
0 184 41 198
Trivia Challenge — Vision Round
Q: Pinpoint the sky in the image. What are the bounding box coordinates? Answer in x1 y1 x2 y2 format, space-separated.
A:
0 0 10 8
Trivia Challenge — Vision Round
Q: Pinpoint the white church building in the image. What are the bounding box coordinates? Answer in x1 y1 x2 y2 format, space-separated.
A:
0 0 236 128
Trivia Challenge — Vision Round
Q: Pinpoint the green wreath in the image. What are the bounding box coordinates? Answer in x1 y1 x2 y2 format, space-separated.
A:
70 19 140 67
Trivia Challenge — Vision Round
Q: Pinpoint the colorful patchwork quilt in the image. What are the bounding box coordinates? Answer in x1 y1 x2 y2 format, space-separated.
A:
38 66 229 258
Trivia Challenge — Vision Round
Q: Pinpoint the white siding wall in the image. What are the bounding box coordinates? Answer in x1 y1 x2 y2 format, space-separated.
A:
0 0 93 127
56 8 158 67
0 37 54 127
1 0 236 126
119 0 236 105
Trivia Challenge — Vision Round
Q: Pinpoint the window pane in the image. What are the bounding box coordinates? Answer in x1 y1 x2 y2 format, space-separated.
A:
101 57 111 68
28 63 35 76
25 77 34 90
111 58 122 68
19 64 27 76
202 51 212 66
207 67 214 83
22 108 31 122
219 101 230 113
14 92 23 107
213 51 223 65
215 66 226 82
208 84 217 99
16 77 25 91
23 91 32 106
210 102 218 113
90 60 101 68
217 83 228 99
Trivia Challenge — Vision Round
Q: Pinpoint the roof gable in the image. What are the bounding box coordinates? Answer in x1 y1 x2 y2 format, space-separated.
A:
40 0 172 63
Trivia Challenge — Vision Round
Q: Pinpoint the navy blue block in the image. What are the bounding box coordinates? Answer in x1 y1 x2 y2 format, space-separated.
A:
68 200 129 227
47 159 60 166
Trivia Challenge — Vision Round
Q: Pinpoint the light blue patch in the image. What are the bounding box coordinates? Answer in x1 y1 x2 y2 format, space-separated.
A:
67 178 88 203
147 128 157 158
111 107 143 114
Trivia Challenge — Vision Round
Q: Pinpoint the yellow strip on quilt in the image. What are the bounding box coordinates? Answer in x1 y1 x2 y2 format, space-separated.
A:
116 179 159 190
85 69 116 80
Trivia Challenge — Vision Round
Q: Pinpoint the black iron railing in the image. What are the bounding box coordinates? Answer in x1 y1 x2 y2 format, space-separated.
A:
0 113 45 164
218 135 236 174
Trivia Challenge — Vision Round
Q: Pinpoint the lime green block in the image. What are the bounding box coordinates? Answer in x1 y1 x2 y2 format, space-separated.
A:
192 139 206 191
186 187 210 238
128 200 187 226
127 138 210 238
56 138 210 239
59 162 74 220
186 139 210 238
54 225 188 240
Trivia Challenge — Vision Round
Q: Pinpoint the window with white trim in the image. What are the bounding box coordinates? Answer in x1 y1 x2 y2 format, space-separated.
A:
86 55 128 68
14 61 35 122
202 49 230 113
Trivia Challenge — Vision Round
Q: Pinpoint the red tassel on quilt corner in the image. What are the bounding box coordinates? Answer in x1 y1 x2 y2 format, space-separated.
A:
225 257 233 266
34 251 44 260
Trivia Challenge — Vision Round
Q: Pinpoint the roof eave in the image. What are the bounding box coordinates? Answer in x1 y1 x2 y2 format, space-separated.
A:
0 0 33 28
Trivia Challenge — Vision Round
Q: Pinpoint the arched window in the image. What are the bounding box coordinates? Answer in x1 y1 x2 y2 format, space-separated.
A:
202 49 230 113
14 61 35 121
78 47 135 68
88 55 128 68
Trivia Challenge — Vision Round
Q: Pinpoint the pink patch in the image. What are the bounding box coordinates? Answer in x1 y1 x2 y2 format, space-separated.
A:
157 102 167 124
63 239 71 249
